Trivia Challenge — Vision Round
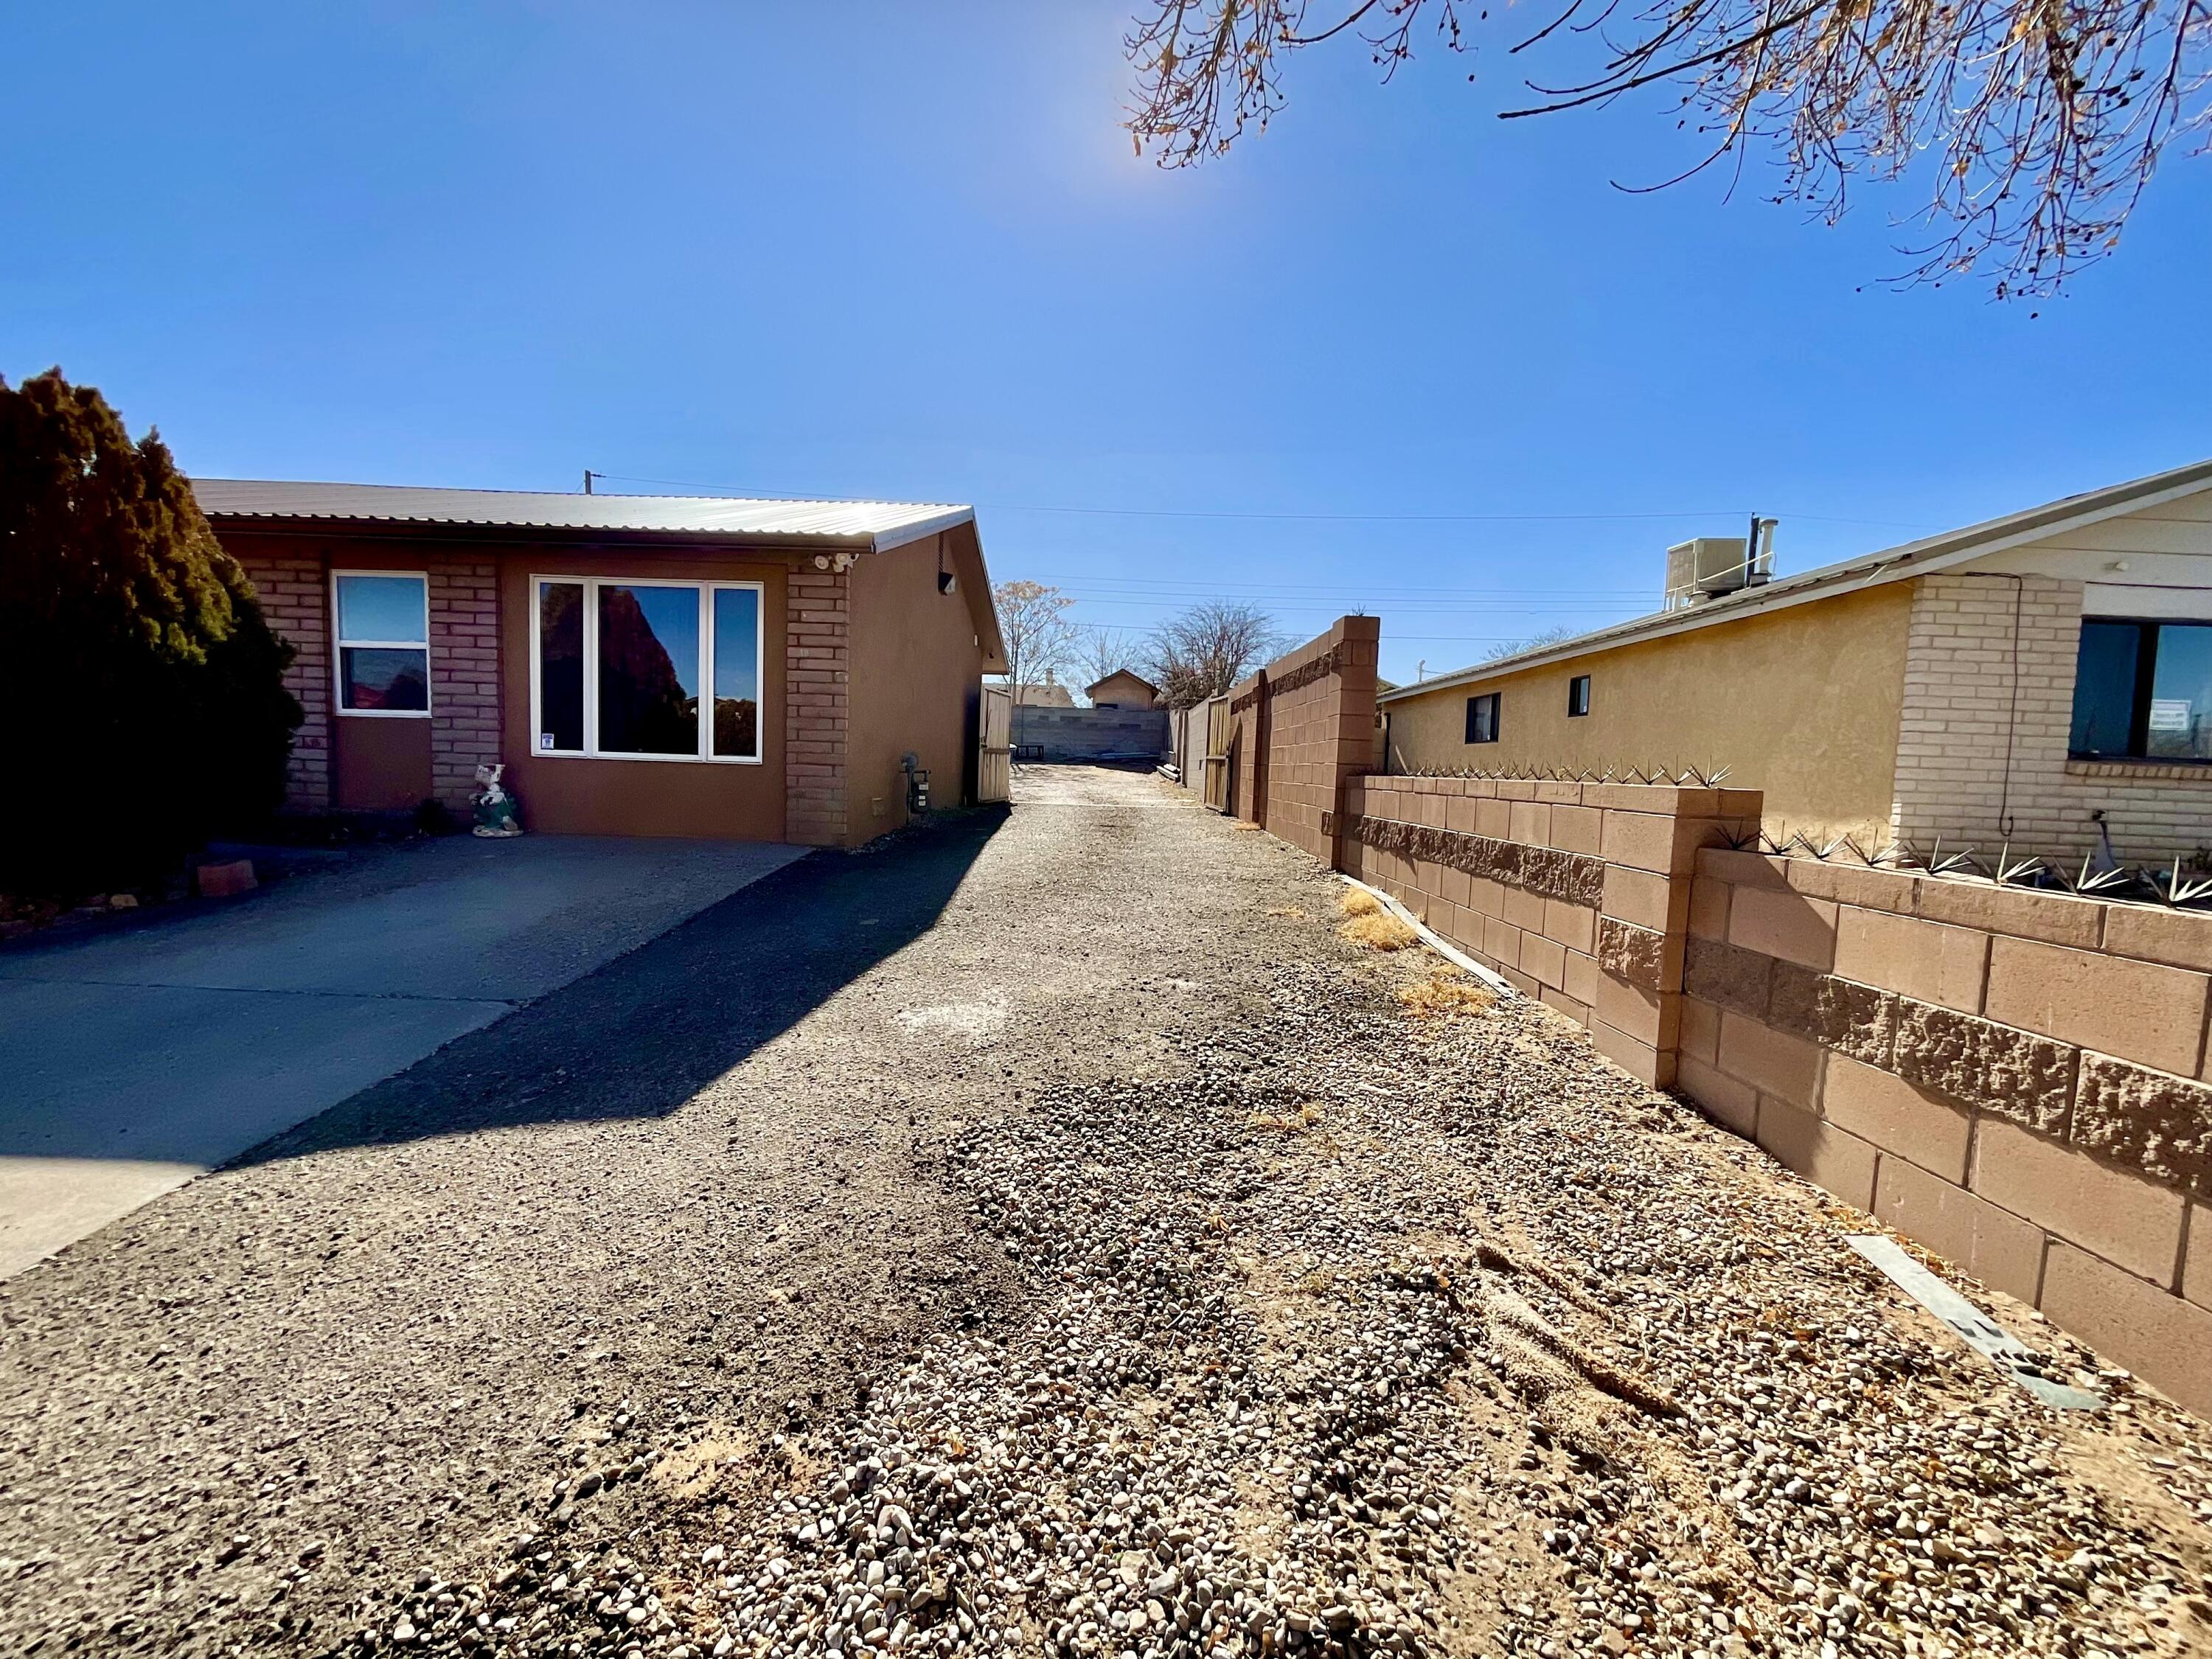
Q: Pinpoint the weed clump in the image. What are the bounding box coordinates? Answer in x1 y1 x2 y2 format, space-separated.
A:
1338 911 1417 951
1397 968 1495 1020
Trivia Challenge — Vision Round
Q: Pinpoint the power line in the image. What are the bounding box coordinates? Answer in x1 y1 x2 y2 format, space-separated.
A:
586 472 1932 531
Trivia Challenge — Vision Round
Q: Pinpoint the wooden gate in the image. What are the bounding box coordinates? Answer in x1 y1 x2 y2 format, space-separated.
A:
1201 694 1231 812
978 684 1013 804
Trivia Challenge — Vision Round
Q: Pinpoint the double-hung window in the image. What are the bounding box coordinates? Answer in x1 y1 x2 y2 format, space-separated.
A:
2069 619 2212 762
1466 692 1500 744
333 572 430 715
532 577 763 762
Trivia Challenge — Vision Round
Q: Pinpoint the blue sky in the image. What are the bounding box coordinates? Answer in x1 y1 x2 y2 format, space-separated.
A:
7 1 2208 686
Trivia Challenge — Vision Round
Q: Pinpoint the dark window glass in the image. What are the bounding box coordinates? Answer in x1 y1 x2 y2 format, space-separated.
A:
339 647 428 712
598 584 700 756
537 582 585 752
711 587 761 759
2148 623 2212 760
1568 675 1590 717
1466 693 1500 744
2069 622 2141 756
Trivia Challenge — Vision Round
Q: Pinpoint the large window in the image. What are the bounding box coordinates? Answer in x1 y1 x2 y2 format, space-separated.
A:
2069 619 2212 762
334 572 430 715
531 577 762 763
1465 692 1500 744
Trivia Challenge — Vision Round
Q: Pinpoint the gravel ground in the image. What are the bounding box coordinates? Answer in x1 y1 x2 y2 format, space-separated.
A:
2 765 2208 1659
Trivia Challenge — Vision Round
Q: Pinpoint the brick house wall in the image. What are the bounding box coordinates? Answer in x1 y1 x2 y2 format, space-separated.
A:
1891 572 2212 863
785 563 849 847
241 552 333 811
426 560 499 813
1677 849 2212 1416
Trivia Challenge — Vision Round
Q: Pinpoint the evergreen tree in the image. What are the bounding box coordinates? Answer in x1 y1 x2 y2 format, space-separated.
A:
0 370 302 891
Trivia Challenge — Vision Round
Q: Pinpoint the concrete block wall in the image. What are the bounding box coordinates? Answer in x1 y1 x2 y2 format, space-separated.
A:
1338 778 1760 1088
1223 617 1381 866
240 552 333 811
1676 848 2212 1414
1892 572 2212 863
785 564 850 848
1011 705 1169 761
426 560 500 813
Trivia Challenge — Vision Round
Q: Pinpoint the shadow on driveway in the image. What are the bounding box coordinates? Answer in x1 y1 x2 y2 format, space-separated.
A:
229 806 1004 1171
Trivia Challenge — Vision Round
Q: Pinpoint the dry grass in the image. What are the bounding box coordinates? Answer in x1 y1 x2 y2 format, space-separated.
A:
1397 968 1495 1021
1338 911 1418 951
1248 1102 1326 1133
1265 905 1309 921
1337 888 1384 918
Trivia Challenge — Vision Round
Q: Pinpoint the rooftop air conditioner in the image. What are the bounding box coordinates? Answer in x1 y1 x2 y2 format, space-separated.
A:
1663 522 1775 611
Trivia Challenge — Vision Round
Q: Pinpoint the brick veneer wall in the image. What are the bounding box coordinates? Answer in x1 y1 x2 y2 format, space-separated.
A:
1338 779 1760 1088
1891 573 2212 862
785 564 850 847
427 560 499 812
1676 848 2212 1414
238 552 332 811
1222 617 1380 866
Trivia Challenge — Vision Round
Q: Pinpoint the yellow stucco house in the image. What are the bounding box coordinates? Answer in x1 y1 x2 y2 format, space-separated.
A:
1380 459 2212 863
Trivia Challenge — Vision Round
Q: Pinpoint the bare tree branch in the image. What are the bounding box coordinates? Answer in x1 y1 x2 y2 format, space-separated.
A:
992 581 1079 699
1124 0 2212 295
1147 601 1288 708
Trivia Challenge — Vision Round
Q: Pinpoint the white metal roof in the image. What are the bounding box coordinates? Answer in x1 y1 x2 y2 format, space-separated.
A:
190 478 973 553
1380 454 2212 704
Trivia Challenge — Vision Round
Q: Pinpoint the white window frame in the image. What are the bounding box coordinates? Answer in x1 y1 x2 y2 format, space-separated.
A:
332 569 432 720
529 575 765 765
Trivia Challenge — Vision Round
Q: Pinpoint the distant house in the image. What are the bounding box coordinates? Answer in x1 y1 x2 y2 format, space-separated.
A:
1012 675 1076 708
192 478 1006 847
1379 458 2212 862
1085 669 1160 710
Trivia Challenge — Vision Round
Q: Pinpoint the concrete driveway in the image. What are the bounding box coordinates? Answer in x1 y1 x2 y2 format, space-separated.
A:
0 834 806 1276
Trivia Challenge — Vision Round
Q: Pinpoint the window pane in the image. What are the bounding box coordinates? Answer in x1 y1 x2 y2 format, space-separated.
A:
340 646 428 711
712 587 761 759
2147 623 2212 760
538 582 584 752
598 584 701 755
335 574 427 644
2069 622 2140 755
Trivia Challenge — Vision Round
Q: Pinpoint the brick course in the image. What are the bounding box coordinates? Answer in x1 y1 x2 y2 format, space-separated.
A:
784 565 849 846
240 552 333 810
427 560 500 812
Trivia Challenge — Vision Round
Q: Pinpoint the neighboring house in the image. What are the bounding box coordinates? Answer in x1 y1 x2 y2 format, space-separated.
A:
1012 676 1075 707
1085 669 1160 709
1380 458 2212 862
194 479 1007 846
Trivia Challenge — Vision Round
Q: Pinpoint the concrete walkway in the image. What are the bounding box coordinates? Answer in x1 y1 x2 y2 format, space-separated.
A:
0 834 806 1276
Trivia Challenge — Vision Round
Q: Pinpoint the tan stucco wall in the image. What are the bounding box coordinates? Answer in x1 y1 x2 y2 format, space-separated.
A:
845 530 986 842
1384 582 1916 839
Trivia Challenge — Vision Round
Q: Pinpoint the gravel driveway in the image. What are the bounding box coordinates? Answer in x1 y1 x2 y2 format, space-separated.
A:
1 766 2208 1659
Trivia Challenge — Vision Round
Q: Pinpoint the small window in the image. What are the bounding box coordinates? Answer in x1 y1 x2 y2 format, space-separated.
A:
1567 674 1591 717
1465 692 1500 744
532 576 762 763
334 572 428 715
2070 619 2212 761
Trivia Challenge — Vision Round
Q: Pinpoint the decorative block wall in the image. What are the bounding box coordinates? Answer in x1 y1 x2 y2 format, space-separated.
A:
785 563 850 847
1337 778 1760 1088
1676 848 2212 1415
1222 617 1380 866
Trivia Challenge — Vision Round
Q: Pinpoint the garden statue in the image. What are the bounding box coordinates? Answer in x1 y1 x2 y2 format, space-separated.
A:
471 762 523 838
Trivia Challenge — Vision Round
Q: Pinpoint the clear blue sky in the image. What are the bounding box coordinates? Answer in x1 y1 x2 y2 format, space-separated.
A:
7 2 2208 687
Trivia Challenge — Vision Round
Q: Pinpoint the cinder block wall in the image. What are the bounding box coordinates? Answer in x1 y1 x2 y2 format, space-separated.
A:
1677 849 2212 1414
1893 573 2212 862
1223 617 1380 865
1338 778 1759 1087
1010 706 1169 761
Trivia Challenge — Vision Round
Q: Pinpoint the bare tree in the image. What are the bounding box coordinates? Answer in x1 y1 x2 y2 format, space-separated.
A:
1480 623 1582 664
1124 0 2209 296
1148 600 1287 708
1074 625 1147 691
993 580 1079 696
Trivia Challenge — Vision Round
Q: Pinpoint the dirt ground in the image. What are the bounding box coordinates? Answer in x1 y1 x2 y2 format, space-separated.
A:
1 765 2208 1659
